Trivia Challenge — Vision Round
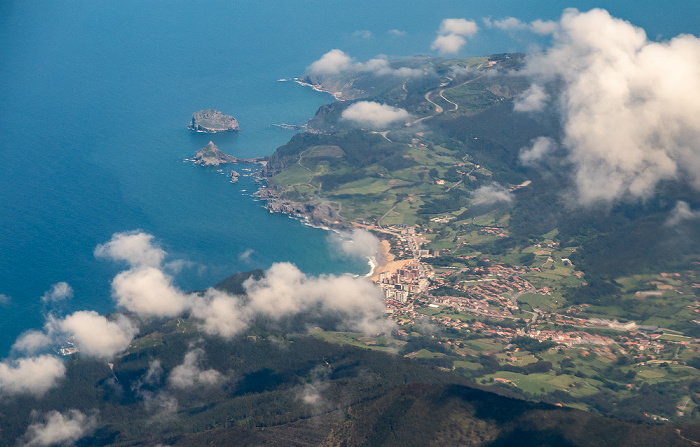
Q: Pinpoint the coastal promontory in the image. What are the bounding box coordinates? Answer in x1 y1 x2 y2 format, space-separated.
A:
194 141 237 166
189 109 240 133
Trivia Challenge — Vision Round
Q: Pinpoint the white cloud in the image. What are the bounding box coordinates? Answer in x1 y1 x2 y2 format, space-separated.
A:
190 289 250 338
243 262 393 335
12 307 137 359
328 229 381 260
388 29 406 37
438 18 478 37
12 330 53 354
95 231 190 318
96 233 393 338
0 293 9 304
353 30 373 39
94 231 166 268
530 19 558 35
57 311 137 359
307 49 353 75
432 18 478 55
666 201 700 227
239 248 254 262
520 136 557 166
513 83 549 112
191 261 393 338
143 359 164 386
517 8 700 204
431 34 467 54
341 101 410 128
142 392 178 422
40 282 73 303
163 259 196 274
308 51 422 78
111 266 189 318
297 366 330 412
492 17 528 31
0 355 66 396
483 16 557 35
354 58 422 77
471 183 514 206
21 410 97 447
168 349 222 389
243 262 312 316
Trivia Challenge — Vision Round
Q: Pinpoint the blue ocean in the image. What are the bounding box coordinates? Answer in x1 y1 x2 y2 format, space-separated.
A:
0 0 696 355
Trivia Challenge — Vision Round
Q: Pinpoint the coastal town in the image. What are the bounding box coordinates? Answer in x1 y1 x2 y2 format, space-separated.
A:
365 222 694 366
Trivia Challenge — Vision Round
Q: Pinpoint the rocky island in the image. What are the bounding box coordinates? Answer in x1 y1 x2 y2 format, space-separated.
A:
193 141 237 166
189 109 240 133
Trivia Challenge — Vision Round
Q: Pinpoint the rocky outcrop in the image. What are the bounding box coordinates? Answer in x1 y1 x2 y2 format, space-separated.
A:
256 186 347 230
189 109 240 133
194 141 237 166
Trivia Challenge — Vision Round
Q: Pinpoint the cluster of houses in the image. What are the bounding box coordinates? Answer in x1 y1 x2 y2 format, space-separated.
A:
429 264 531 311
521 329 615 346
377 260 430 303
428 295 514 320
479 226 508 237
373 224 690 361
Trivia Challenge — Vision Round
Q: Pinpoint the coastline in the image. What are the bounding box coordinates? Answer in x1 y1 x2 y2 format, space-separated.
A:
370 240 409 282
294 78 346 101
365 256 377 278
255 185 350 231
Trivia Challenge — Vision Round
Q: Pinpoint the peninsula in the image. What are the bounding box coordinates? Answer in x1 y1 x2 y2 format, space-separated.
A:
189 109 240 133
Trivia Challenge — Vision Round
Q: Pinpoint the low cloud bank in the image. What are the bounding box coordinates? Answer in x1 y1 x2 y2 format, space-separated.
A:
329 229 381 261
471 183 514 206
666 201 700 227
483 16 557 35
13 311 137 359
307 50 423 78
191 262 393 337
341 101 410 128
57 311 137 359
519 136 557 166
21 410 97 447
513 84 549 112
3 231 393 399
514 8 700 204
101 232 391 338
297 365 331 412
0 355 66 396
168 349 222 389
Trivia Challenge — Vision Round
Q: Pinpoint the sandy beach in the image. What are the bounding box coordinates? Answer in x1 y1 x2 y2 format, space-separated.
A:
370 240 409 282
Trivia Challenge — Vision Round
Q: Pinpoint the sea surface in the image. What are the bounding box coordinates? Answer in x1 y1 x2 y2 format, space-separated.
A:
0 0 697 356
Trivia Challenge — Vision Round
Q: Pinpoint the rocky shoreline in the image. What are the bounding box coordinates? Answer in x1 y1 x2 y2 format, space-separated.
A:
250 76 354 230
255 184 349 230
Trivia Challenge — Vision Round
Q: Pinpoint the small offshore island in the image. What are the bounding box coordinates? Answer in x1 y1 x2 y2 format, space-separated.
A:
188 109 240 133
188 141 267 184
193 141 236 166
